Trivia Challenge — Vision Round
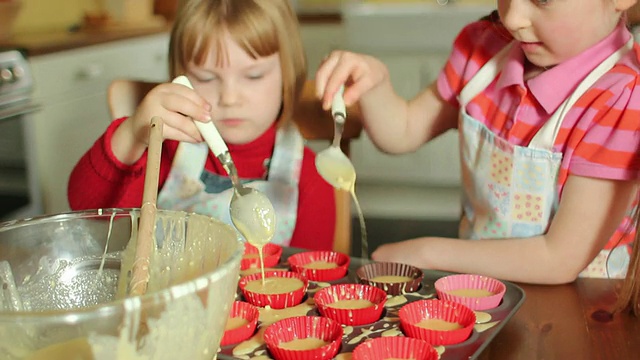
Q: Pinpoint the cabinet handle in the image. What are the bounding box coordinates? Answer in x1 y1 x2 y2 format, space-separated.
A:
76 64 104 80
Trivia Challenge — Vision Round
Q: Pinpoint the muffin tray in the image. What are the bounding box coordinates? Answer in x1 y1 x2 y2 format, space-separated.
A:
218 248 526 360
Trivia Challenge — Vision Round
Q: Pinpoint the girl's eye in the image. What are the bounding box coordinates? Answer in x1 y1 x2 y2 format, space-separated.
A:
534 0 550 5
193 75 217 83
247 73 264 80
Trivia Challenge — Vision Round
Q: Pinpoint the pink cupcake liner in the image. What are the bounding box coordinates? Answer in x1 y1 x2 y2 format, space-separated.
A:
356 262 424 295
263 316 343 360
435 274 507 311
399 299 476 345
288 251 350 281
238 270 308 309
352 336 438 360
314 283 387 326
220 301 259 346
241 242 283 270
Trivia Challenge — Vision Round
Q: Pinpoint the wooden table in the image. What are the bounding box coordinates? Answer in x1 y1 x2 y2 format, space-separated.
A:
479 279 640 359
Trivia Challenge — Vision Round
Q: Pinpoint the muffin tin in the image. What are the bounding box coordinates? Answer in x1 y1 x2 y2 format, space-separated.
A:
219 248 525 360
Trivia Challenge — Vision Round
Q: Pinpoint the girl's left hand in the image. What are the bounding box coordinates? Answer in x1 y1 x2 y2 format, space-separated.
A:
371 239 430 269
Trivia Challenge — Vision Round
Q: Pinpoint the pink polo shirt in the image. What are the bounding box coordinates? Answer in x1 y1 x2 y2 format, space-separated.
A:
437 18 640 248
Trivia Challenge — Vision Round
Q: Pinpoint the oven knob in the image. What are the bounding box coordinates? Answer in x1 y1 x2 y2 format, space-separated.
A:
11 65 24 80
0 68 13 83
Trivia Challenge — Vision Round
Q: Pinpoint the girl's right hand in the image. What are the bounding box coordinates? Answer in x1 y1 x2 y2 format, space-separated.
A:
112 81 212 164
315 50 390 110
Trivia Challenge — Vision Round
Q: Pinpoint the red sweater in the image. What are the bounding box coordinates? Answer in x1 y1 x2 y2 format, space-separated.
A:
67 117 336 251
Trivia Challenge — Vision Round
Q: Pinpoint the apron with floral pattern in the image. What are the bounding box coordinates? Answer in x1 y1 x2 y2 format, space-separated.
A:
458 39 634 278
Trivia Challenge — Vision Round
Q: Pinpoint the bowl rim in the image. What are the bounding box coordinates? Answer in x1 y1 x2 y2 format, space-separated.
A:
0 208 244 322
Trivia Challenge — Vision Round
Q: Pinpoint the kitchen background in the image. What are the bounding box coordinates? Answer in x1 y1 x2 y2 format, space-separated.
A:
1 0 499 254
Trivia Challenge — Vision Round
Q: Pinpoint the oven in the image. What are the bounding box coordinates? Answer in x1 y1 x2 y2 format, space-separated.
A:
0 49 42 221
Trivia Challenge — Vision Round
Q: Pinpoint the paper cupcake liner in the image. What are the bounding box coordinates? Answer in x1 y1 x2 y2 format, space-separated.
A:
399 299 476 346
220 301 259 346
435 273 507 310
238 270 308 309
263 316 343 360
356 262 424 295
241 243 283 270
352 336 438 360
288 251 350 281
314 283 387 326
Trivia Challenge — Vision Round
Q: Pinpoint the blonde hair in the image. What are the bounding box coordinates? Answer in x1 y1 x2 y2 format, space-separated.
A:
616 211 640 316
169 0 307 125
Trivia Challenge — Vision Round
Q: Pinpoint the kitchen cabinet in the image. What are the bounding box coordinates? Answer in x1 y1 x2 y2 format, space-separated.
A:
29 32 170 214
300 23 345 76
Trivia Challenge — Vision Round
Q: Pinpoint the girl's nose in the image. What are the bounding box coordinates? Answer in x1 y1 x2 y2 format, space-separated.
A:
219 82 241 106
499 0 532 34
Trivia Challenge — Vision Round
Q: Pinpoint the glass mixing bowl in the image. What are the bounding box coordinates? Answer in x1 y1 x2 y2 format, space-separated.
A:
0 208 243 359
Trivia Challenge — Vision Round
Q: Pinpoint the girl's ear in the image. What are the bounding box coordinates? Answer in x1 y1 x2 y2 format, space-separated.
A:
617 0 639 12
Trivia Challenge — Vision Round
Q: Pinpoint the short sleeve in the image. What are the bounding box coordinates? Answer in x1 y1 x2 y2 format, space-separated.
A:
567 60 640 181
436 20 512 108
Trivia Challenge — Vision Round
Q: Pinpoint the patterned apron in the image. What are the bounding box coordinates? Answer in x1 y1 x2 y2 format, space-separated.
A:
157 122 303 246
458 39 634 278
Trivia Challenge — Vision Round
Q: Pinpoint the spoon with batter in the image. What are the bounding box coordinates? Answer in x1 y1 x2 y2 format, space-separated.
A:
315 86 369 258
314 86 357 192
172 76 276 279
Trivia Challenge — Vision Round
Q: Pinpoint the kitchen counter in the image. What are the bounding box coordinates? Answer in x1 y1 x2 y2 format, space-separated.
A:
0 13 340 57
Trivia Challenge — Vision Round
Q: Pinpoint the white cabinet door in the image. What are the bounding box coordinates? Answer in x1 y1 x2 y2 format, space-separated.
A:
30 33 170 214
300 23 345 76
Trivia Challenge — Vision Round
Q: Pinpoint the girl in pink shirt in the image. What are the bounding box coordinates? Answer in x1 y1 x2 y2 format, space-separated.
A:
315 0 640 284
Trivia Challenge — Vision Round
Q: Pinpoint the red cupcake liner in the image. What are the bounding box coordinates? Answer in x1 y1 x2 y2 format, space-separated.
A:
288 251 350 281
435 273 507 311
314 283 387 326
399 299 476 345
263 316 343 360
238 270 308 309
220 301 259 346
356 262 424 295
352 336 438 360
241 242 283 270
240 267 287 277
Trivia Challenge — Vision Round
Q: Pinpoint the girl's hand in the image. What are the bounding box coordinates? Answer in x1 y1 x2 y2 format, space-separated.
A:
315 50 390 110
371 238 430 269
112 82 212 164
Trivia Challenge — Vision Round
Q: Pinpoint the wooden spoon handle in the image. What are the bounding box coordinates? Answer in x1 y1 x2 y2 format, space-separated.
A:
130 116 164 297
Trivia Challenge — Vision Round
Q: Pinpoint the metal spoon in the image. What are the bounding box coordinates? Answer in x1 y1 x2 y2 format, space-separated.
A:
315 86 357 192
171 76 276 247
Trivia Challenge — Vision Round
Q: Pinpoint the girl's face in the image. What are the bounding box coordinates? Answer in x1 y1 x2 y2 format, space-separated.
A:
186 32 283 145
497 0 633 68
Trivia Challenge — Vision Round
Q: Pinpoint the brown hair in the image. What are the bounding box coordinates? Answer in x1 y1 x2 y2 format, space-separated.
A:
615 210 640 316
168 0 307 126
